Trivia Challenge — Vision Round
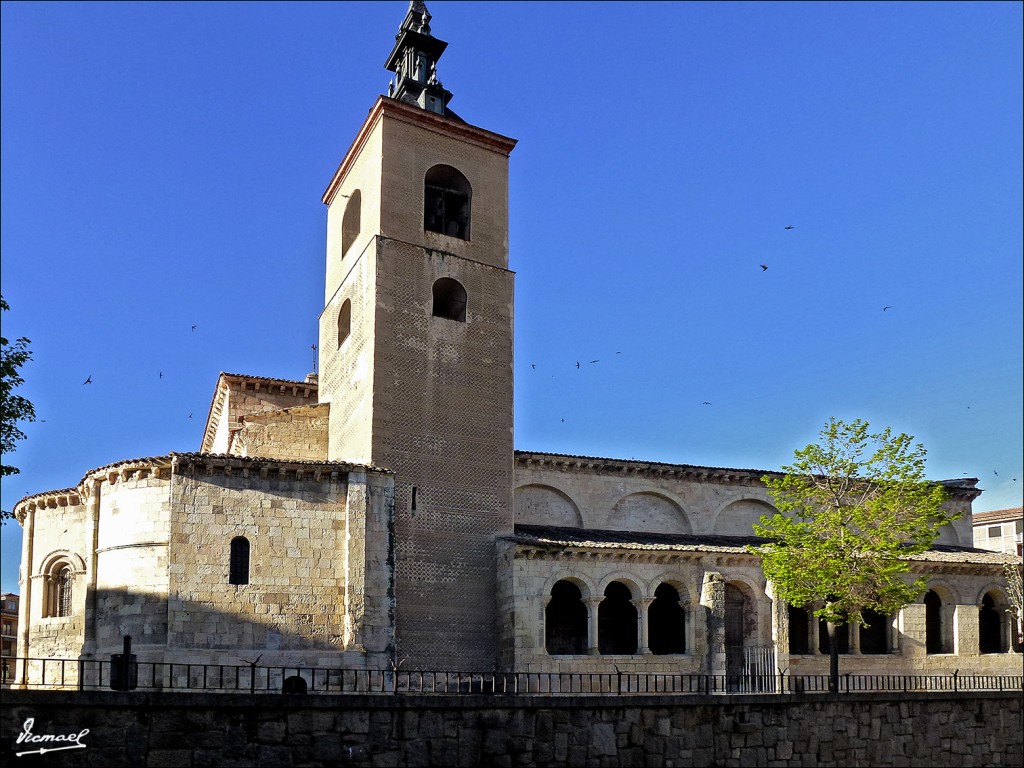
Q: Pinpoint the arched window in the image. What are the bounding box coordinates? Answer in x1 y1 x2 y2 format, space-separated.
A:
545 580 587 655
598 581 637 655
818 618 849 655
924 590 944 654
43 561 75 618
979 593 1004 654
56 566 73 617
649 583 686 654
788 606 810 655
341 190 361 256
431 278 467 322
229 537 250 585
424 165 471 240
337 299 352 347
859 609 889 654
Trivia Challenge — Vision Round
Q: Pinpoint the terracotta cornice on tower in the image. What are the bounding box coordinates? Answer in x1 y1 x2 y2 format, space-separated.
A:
322 97 517 207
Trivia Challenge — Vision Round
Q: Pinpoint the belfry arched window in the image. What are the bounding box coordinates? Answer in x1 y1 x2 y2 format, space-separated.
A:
649 583 686 654
341 190 361 256
432 278 467 322
229 537 250 585
545 580 587 655
337 299 352 347
424 164 471 239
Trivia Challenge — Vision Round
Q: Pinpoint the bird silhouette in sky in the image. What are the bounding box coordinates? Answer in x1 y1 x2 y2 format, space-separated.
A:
883 306 892 312
83 375 92 385
159 372 163 379
760 264 768 271
590 359 599 364
702 401 711 405
188 413 193 419
191 325 198 332
784 225 795 230
993 470 998 476
576 362 580 369
531 364 536 369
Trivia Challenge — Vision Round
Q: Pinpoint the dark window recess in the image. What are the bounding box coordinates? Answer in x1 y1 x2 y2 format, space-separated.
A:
649 583 686 654
56 567 73 617
341 190 361 256
545 580 587 655
924 590 943 654
818 618 850 655
424 165 471 240
859 609 889 654
229 537 250 585
432 278 467 322
598 581 637 655
337 299 352 347
979 593 1004 653
788 606 810 655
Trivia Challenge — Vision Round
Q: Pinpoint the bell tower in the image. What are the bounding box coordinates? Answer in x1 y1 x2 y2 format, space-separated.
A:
317 1 517 670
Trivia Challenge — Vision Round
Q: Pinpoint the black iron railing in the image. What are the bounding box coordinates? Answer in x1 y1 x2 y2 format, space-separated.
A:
2 656 1021 696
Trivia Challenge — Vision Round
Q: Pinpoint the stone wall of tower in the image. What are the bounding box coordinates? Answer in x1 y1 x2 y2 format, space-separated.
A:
372 237 514 670
318 100 516 670
320 116 384 467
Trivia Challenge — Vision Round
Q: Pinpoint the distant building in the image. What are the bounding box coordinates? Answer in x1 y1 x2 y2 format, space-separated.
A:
973 507 1023 557
1 592 18 686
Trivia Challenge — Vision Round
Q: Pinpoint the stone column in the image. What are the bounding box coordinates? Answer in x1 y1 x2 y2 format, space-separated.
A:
585 597 602 655
16 505 35 687
700 571 725 677
953 603 979 657
634 597 654 655
900 603 926 657
81 480 102 657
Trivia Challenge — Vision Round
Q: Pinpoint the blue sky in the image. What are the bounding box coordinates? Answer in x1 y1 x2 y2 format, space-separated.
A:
2 1 1021 594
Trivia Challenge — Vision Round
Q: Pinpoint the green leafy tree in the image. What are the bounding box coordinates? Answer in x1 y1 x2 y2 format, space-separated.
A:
1 295 36 520
751 417 953 691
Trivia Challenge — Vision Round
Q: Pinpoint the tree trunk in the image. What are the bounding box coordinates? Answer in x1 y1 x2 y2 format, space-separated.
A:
826 621 840 693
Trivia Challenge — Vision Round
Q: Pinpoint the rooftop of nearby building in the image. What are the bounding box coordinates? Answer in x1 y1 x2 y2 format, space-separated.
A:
972 507 1023 526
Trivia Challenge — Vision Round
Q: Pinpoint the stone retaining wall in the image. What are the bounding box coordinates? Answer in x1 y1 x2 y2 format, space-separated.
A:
2 690 1020 767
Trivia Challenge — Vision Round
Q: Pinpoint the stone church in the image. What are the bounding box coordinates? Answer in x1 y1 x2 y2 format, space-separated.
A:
12 2 1020 686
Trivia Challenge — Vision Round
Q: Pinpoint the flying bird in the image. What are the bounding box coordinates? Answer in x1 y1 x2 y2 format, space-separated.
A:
531 364 536 369
760 264 768 271
191 325 198 332
702 401 711 405
883 306 892 312
159 372 163 379
576 362 580 369
83 375 92 385
188 413 193 419
590 360 599 364
784 225 795 230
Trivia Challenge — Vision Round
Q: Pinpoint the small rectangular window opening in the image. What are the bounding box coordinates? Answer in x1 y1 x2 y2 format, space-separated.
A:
988 526 1002 537
411 486 417 514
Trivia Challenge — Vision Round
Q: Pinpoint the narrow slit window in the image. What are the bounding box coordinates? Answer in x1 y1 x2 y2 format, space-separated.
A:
56 567 73 617
338 299 352 347
229 537 250 585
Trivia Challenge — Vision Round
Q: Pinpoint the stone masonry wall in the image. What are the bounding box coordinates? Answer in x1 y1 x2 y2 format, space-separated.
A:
2 690 1020 767
229 404 329 463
